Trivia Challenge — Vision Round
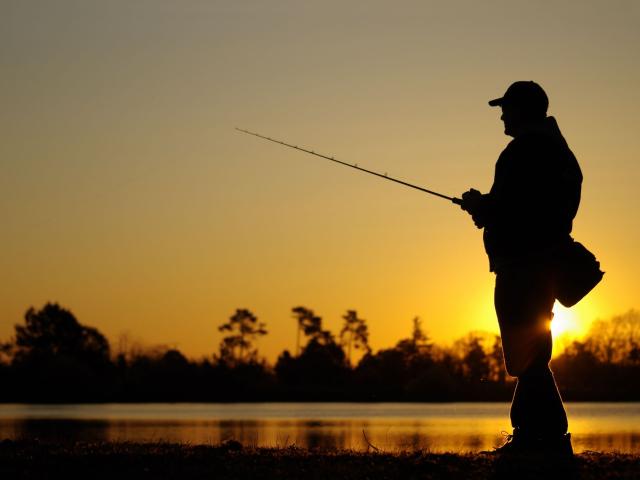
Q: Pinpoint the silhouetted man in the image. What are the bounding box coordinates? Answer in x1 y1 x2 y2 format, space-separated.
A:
460 81 581 455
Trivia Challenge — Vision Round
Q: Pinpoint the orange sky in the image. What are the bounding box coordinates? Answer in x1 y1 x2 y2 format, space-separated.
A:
1 1 639 362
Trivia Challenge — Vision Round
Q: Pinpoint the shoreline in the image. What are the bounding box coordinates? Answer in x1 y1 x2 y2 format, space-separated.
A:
1 440 638 479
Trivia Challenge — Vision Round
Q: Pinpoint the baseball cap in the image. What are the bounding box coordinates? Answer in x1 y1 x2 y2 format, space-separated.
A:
488 81 549 115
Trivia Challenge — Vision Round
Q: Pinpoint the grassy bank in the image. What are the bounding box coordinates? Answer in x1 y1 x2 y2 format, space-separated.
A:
0 440 637 479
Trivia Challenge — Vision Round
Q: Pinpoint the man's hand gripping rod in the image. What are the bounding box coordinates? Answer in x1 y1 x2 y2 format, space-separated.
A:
236 128 463 206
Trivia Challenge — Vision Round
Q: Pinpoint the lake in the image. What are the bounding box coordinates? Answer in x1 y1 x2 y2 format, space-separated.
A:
1 402 639 453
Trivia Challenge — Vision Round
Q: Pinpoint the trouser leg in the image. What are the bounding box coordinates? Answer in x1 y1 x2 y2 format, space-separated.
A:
510 363 568 437
494 263 569 438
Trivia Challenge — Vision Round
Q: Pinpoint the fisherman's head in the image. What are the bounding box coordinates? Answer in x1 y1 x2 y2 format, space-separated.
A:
489 81 548 137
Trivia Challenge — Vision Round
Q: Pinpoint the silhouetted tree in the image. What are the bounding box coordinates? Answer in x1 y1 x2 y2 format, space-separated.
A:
292 306 327 355
13 303 110 367
9 302 112 401
585 309 640 364
6 301 640 402
354 347 409 400
276 312 348 399
488 335 507 383
394 318 434 371
454 333 491 383
394 317 433 359
217 308 267 365
0 340 13 365
340 309 371 365
113 331 149 366
630 343 640 365
411 316 431 351
552 340 602 399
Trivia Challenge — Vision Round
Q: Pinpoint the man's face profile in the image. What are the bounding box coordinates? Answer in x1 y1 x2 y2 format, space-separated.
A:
500 104 519 137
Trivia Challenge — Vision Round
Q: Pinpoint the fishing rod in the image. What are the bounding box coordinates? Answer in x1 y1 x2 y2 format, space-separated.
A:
236 127 462 206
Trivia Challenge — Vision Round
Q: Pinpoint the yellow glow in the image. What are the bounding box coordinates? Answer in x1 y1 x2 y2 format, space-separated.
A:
551 303 579 339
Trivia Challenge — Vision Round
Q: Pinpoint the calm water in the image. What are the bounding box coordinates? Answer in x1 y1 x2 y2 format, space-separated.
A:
1 403 639 453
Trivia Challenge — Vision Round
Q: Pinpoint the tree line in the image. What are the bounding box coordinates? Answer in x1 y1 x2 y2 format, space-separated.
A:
1 302 639 402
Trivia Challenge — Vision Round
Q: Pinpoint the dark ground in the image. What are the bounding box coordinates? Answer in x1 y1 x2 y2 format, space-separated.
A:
1 439 638 480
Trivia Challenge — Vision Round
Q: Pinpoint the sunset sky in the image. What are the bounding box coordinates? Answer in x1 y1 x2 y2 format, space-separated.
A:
1 1 639 361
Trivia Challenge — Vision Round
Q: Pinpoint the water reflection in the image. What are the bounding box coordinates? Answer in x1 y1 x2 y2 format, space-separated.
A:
0 403 639 453
0 418 504 452
30 419 110 443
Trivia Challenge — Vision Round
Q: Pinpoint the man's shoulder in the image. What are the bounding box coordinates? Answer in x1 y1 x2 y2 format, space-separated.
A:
501 130 564 165
497 137 534 165
514 118 570 152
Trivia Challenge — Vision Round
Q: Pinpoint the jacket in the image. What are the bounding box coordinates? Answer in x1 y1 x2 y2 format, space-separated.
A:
475 116 583 272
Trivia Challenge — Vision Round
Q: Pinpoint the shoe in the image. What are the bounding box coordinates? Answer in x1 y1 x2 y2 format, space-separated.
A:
483 429 574 457
481 429 528 455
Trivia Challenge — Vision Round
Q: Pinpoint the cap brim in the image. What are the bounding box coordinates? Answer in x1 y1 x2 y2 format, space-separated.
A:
488 97 503 107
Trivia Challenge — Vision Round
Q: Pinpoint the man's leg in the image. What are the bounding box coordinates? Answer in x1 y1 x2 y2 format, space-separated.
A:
495 263 568 439
510 362 568 437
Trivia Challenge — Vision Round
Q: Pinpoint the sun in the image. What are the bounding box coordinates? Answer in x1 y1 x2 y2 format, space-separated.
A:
551 302 578 338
